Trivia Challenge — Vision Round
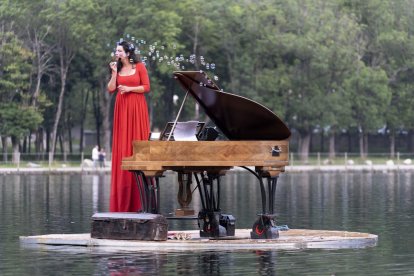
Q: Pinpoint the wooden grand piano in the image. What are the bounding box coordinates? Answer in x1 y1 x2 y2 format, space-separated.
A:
122 71 291 239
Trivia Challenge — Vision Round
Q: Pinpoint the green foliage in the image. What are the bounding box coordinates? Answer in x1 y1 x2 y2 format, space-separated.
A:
345 64 391 131
0 103 43 138
0 31 32 101
2 0 414 156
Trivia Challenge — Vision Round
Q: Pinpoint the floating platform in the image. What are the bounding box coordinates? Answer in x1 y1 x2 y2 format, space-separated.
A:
20 229 377 251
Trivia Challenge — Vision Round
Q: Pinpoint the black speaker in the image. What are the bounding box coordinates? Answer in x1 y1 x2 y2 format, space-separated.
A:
198 127 219 141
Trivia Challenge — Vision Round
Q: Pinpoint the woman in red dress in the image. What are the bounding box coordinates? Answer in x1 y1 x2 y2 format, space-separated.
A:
107 40 150 212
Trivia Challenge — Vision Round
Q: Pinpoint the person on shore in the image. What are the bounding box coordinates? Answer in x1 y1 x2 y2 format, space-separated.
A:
92 145 99 169
99 148 106 168
107 40 150 212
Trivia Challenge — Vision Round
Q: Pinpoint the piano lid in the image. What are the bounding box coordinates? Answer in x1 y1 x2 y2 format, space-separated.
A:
173 71 291 141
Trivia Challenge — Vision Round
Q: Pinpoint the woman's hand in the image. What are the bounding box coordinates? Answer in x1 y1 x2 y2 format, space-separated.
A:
109 62 117 73
117 85 131 94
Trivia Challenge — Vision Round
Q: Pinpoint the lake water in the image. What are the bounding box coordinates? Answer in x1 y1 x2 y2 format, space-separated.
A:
0 171 413 275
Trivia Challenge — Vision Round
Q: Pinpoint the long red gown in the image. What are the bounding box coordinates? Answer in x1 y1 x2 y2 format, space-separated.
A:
109 62 150 212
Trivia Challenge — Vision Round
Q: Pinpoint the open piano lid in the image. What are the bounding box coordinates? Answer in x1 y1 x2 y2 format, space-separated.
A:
173 71 291 141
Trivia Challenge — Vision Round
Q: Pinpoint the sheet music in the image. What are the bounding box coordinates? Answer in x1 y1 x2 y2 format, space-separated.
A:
149 132 160 140
173 121 199 141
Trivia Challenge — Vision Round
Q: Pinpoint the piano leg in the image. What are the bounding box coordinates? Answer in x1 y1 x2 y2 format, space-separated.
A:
133 171 146 211
132 171 159 214
250 176 279 239
150 176 160 214
194 172 236 238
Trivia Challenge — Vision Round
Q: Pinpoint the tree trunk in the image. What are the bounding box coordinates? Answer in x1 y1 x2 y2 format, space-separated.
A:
359 130 364 158
62 130 69 162
299 132 311 164
50 33 74 162
79 88 90 153
407 129 413 152
309 132 314 152
28 131 32 153
92 89 102 147
50 65 68 163
31 67 42 106
35 128 43 160
348 132 353 152
46 128 50 153
11 136 20 164
65 111 73 154
32 60 44 107
29 27 53 107
79 122 85 154
226 51 236 94
363 133 368 158
59 133 64 155
1 136 7 162
99 79 112 159
22 136 27 153
320 131 324 152
389 131 395 158
35 129 40 154
329 132 336 159
68 124 73 154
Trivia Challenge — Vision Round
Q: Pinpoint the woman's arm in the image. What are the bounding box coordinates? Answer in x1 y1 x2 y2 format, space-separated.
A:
137 62 150 92
107 62 118 93
117 85 147 94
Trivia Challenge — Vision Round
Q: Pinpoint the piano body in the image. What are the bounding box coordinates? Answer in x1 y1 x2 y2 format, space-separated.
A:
122 71 291 239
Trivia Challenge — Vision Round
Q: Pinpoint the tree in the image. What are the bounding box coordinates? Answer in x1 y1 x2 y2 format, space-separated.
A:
275 0 360 162
0 104 43 162
44 0 97 161
342 0 414 157
0 29 43 162
379 0 414 157
345 64 390 158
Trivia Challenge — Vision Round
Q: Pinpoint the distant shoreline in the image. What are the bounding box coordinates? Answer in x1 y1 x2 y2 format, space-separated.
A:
1 164 414 175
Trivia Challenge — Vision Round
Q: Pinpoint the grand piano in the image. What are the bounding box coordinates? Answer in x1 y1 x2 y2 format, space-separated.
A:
122 71 291 239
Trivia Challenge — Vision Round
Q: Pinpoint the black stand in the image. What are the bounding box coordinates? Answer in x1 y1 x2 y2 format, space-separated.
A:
251 175 279 239
132 168 279 239
241 167 280 239
194 172 235 238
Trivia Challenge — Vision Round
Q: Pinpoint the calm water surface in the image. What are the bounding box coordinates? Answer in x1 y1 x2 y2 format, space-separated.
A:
1 171 414 275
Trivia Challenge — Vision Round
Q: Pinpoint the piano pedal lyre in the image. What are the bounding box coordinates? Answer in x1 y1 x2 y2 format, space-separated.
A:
175 172 195 216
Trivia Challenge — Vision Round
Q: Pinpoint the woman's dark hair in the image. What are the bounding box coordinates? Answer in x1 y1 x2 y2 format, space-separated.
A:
109 40 142 74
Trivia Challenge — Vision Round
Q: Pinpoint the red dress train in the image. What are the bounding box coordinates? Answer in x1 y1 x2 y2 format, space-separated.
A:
109 62 150 212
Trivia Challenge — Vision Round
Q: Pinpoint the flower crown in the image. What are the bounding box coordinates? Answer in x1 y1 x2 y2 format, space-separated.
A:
128 43 135 51
116 40 135 52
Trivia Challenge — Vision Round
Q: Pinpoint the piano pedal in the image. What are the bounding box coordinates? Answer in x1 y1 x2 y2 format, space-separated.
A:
250 215 279 239
198 211 236 238
175 208 195 216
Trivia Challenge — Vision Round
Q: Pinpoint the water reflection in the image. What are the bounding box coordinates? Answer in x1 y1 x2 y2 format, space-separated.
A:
92 250 277 275
1 171 414 275
96 253 168 275
255 250 277 275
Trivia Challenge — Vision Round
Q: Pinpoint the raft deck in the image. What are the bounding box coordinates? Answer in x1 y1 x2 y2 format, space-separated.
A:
20 229 377 251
